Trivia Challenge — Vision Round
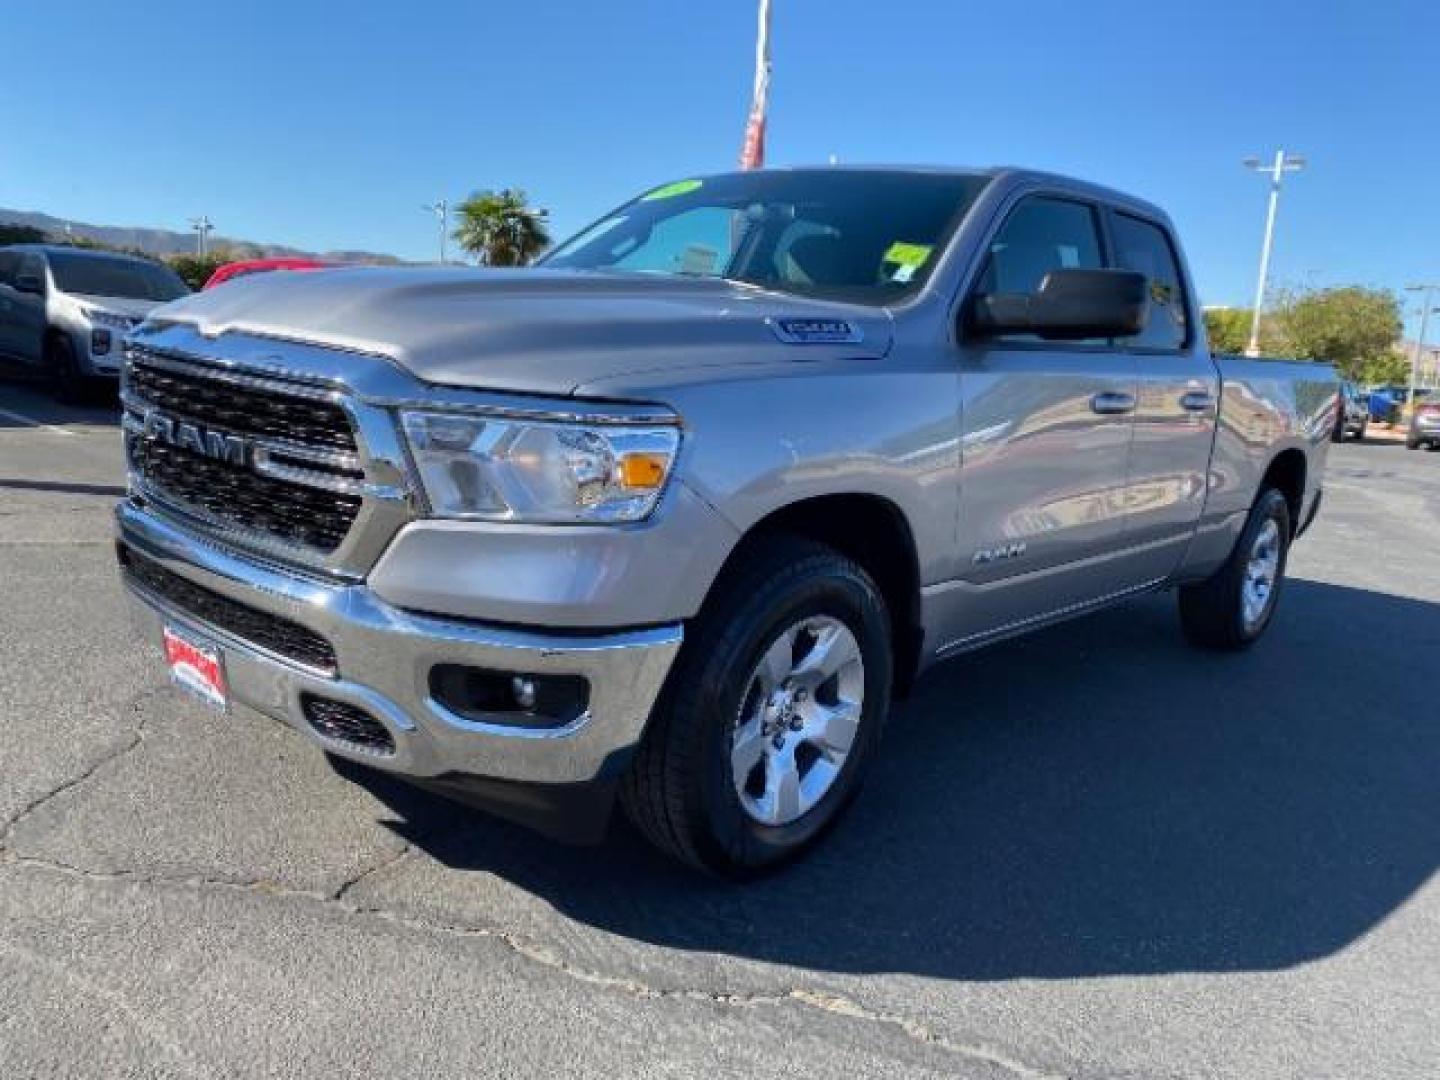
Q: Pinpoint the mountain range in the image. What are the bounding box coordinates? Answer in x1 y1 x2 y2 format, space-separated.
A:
0 207 401 264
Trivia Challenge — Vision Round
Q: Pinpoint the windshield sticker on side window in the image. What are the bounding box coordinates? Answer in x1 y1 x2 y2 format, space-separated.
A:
642 179 703 201
678 244 718 276
881 242 933 284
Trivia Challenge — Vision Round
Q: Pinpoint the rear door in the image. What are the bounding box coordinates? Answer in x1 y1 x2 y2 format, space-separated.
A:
939 194 1140 650
1107 211 1218 581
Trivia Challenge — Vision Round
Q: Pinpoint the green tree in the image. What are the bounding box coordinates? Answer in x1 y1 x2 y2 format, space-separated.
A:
452 189 550 266
1361 349 1410 387
166 250 236 290
0 222 49 245
1202 307 1254 354
1270 286 1403 381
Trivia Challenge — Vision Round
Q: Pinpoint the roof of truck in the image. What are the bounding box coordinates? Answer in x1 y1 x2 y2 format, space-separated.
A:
699 164 1173 223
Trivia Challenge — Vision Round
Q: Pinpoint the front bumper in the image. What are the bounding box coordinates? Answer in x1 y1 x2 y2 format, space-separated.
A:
116 499 682 792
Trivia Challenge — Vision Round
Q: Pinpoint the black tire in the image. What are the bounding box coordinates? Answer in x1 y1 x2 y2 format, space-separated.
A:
1357 420 1367 442
1178 488 1292 651
1407 437 1421 450
47 335 85 405
620 536 893 877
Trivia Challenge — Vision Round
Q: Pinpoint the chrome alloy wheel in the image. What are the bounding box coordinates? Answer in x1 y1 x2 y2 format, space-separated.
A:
1242 518 1282 631
730 616 865 827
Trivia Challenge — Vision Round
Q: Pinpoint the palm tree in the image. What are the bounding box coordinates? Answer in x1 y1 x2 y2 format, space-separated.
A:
452 188 551 267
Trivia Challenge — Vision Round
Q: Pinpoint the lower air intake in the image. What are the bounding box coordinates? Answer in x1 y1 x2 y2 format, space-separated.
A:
301 695 395 756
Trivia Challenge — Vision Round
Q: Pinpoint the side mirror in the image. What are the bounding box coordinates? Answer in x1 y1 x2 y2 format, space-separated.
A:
969 268 1149 341
14 273 45 296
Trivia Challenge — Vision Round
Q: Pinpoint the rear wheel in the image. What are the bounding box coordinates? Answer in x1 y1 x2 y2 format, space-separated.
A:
620 536 893 877
1179 488 1291 651
47 335 85 404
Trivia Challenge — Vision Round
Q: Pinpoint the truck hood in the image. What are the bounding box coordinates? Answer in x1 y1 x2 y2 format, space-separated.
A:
73 294 168 319
150 267 894 397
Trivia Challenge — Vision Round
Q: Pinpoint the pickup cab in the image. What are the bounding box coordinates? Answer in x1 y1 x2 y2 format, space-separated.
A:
115 167 1337 875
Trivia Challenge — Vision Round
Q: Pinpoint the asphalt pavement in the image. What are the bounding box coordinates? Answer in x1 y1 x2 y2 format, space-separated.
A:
2 379 1437 1079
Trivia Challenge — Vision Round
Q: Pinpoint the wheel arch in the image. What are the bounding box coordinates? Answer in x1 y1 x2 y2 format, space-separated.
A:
704 493 924 697
1260 447 1307 537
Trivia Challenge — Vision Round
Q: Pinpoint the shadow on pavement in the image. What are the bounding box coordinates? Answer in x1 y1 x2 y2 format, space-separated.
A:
0 478 128 497
0 376 121 428
340 578 1440 981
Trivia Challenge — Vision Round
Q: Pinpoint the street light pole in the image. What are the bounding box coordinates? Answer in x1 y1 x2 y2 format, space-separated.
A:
1242 150 1306 357
1405 284 1438 407
188 216 214 258
422 200 449 264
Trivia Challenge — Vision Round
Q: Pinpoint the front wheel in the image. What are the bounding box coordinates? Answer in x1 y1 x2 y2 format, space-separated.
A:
620 536 893 877
47 335 85 405
1178 488 1292 651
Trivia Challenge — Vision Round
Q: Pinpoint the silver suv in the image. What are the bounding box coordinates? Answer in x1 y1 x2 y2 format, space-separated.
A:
0 244 189 401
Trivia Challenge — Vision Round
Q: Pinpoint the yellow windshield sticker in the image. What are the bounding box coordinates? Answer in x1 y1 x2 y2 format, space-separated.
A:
883 242 932 268
642 179 703 201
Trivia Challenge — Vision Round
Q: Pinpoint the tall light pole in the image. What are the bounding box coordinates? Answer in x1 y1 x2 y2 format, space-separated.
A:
422 199 449 264
738 0 772 169
1405 284 1439 406
189 215 214 257
1242 150 1306 357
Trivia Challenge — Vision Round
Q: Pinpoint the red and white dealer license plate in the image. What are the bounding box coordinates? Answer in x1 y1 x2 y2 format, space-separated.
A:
162 626 229 712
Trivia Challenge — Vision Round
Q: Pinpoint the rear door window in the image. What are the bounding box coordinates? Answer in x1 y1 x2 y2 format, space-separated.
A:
1111 213 1189 350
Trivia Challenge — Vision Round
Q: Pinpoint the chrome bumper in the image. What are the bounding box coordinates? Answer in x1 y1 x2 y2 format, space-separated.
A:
116 500 682 785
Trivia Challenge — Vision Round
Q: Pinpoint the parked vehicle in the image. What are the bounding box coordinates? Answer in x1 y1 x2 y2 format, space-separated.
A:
0 244 189 401
114 167 1336 875
1334 381 1368 441
1408 399 1440 450
1367 386 1400 423
203 257 336 290
1369 384 1433 425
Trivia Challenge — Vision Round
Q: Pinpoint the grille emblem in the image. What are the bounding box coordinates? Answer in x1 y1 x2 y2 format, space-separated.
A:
142 408 250 466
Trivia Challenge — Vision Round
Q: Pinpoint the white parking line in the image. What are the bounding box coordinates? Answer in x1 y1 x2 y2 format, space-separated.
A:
0 406 79 437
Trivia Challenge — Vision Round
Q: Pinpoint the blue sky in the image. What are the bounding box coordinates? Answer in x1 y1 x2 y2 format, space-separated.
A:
4 1 1438 333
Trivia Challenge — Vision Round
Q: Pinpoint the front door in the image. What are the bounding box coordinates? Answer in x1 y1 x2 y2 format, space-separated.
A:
938 195 1140 652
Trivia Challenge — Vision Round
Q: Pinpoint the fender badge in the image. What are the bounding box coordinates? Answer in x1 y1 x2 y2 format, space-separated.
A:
770 318 864 345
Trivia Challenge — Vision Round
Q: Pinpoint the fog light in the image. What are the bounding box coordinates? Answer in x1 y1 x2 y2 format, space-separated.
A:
429 665 589 730
91 328 112 355
511 676 537 710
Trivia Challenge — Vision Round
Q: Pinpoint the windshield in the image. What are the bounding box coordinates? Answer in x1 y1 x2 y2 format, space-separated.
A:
48 252 190 301
541 170 991 303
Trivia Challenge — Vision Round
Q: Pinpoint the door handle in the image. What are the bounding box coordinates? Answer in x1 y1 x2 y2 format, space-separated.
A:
1179 390 1214 413
1090 391 1137 416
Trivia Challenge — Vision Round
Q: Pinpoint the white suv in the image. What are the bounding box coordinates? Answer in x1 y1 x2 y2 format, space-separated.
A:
0 244 189 401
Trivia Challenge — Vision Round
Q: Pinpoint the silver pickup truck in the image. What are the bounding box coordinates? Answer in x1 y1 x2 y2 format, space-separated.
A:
116 167 1337 876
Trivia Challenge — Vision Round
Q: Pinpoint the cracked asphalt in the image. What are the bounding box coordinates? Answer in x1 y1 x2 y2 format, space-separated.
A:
2 381 1437 1079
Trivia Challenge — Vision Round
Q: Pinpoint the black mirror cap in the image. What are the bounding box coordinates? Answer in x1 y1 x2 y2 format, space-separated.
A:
970 268 1150 341
13 273 45 296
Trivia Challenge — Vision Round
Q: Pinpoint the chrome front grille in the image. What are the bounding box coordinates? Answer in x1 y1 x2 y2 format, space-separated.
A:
122 347 370 562
126 357 358 452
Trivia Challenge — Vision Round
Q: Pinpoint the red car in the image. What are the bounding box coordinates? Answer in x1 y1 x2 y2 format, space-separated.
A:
202 257 335 290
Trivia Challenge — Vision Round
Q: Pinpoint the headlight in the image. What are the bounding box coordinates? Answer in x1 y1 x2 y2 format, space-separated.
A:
400 410 681 523
83 307 133 331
